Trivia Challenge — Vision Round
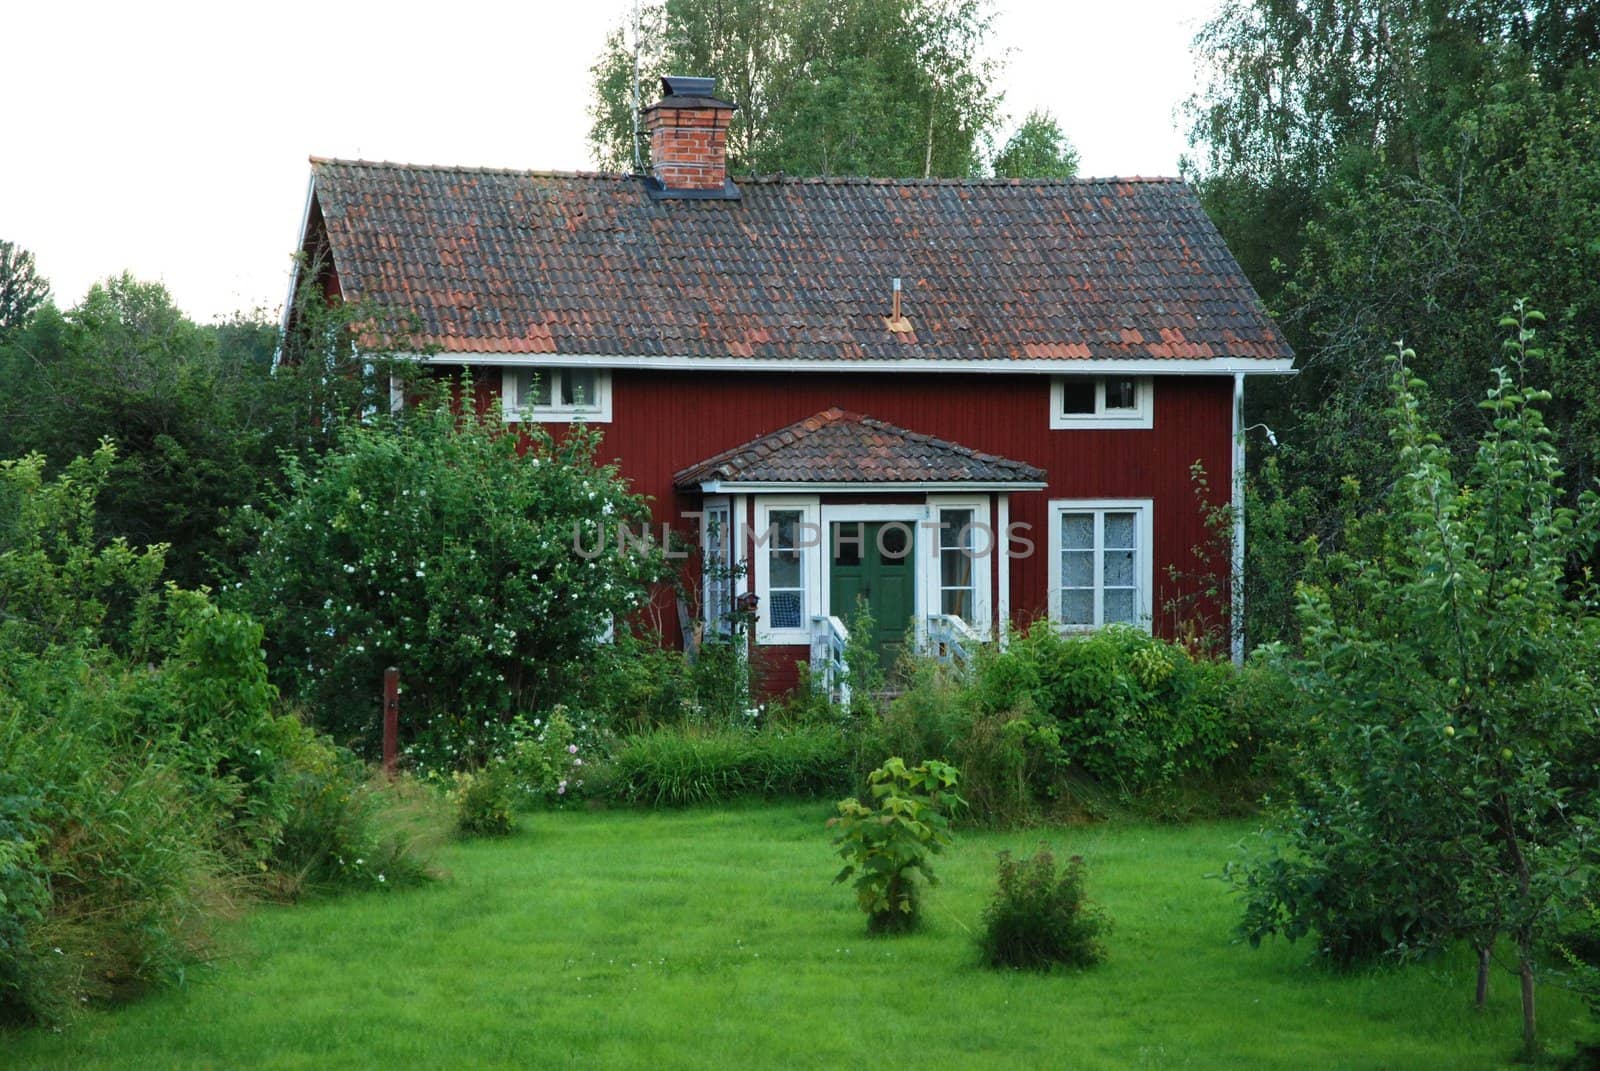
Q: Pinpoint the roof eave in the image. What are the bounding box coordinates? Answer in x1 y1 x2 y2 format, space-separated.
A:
395 352 1296 376
693 479 1050 494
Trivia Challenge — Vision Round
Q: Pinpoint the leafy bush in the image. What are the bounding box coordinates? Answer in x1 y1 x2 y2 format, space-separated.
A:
236 390 663 752
266 726 433 897
450 765 517 837
610 725 853 806
862 628 1255 823
828 757 964 934
0 446 431 1026
978 845 1110 970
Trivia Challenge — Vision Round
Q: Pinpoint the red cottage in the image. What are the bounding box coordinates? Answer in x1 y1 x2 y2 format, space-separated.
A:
284 76 1293 695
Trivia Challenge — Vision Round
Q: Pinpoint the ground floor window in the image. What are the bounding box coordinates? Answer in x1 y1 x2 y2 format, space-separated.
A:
938 506 975 620
702 501 733 636
1046 499 1153 630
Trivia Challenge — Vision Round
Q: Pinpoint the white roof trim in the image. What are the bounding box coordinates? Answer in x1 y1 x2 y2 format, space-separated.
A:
388 351 1296 376
696 480 1049 493
275 174 318 370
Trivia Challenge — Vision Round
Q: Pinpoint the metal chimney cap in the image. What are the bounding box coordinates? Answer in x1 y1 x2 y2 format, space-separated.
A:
661 75 717 98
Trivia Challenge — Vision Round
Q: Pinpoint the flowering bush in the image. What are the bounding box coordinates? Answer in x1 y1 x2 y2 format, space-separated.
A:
235 389 664 752
504 709 598 808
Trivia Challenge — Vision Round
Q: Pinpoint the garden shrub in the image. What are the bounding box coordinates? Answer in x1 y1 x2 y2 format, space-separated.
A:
610 725 854 807
978 845 1110 970
450 765 517 837
0 446 431 1026
828 757 964 934
235 390 663 753
969 624 1247 798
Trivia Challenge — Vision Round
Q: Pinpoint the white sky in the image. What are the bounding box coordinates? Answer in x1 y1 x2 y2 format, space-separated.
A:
3 0 1217 324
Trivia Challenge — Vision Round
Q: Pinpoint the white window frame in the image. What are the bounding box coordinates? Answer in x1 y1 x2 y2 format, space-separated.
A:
925 495 991 634
501 366 613 423
1048 375 1153 430
753 496 821 645
701 497 734 638
1046 498 1154 632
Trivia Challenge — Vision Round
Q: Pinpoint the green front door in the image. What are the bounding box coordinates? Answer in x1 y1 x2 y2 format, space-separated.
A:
829 521 916 666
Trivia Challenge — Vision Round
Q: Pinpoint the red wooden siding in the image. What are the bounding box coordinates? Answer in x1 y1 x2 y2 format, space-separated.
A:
447 367 1234 672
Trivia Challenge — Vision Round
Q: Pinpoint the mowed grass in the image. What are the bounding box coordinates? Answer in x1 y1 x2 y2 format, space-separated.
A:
5 804 1592 1070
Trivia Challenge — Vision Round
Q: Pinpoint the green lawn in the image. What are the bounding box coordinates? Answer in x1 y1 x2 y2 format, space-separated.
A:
4 804 1593 1069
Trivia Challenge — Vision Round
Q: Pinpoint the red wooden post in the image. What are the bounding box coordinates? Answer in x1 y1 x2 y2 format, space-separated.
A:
382 666 399 776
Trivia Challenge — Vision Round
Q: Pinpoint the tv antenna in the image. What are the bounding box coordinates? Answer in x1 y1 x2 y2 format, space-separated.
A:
631 0 643 172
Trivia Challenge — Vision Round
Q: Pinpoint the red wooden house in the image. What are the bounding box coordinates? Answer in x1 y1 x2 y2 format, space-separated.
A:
284 76 1293 694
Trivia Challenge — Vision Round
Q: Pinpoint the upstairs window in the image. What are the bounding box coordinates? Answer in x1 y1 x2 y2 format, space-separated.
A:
1049 376 1152 429
502 367 612 423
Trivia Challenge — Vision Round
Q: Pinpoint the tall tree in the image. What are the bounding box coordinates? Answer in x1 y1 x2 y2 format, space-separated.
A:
1185 1 1600 645
0 241 49 337
992 110 1079 179
588 0 1003 178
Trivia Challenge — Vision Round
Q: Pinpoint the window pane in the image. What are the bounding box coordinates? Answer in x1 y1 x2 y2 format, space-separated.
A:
563 369 599 407
1105 377 1137 411
1104 512 1136 549
941 547 973 591
1062 549 1093 588
1060 513 1093 551
942 586 972 618
878 523 911 559
832 523 862 565
940 509 973 551
519 369 553 407
769 511 800 549
1061 588 1093 626
770 551 801 589
1059 379 1095 415
1105 548 1135 587
1104 588 1137 624
769 590 802 630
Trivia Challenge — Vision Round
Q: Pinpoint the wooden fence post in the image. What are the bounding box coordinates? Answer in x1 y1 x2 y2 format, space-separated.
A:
382 666 399 776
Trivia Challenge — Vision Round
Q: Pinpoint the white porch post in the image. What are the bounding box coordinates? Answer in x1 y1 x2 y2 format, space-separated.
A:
997 493 1011 648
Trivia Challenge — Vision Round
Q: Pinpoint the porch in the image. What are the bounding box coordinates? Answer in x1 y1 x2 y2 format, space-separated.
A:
672 407 1048 701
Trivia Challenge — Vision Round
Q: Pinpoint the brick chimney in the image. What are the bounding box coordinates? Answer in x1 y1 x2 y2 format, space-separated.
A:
643 76 740 200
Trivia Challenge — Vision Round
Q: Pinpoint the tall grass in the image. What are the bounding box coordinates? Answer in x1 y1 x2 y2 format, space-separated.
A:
609 726 854 806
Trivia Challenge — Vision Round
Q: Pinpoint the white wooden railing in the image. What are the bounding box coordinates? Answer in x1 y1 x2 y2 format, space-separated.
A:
926 613 984 677
809 615 851 707
811 613 987 706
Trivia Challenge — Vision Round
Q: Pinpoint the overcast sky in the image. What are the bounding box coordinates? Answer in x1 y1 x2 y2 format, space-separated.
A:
4 0 1218 323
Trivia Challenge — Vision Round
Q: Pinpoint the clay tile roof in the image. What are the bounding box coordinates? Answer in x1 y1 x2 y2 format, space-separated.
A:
304 158 1292 364
673 407 1047 488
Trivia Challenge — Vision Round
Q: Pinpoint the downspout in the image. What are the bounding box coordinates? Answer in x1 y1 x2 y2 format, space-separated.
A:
1230 372 1246 665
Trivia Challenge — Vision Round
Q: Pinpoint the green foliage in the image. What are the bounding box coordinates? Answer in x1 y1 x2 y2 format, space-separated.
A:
977 624 1243 794
236 389 662 752
978 845 1109 971
842 597 885 723
992 110 1079 179
1231 320 1600 1057
863 628 1258 824
450 765 517 838
828 757 963 933
588 0 1002 178
610 725 853 807
0 447 429 1025
1187 3 1600 652
0 240 49 337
